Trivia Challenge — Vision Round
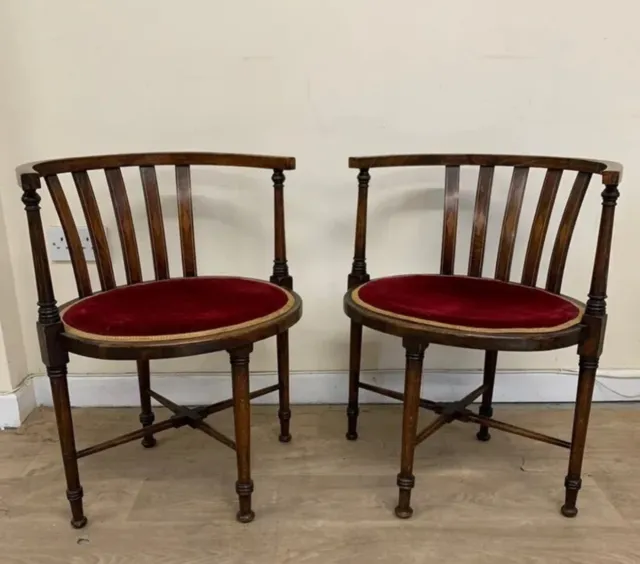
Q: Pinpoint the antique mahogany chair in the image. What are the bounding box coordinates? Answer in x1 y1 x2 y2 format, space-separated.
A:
343 154 621 519
17 152 302 527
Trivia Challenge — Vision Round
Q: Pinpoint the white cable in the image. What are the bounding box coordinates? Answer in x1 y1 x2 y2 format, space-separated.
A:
595 379 640 400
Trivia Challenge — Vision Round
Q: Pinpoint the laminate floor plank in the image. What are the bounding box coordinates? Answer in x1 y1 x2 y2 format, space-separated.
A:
0 404 637 562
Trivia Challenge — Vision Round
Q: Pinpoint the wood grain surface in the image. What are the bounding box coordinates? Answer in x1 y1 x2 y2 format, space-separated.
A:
0 404 638 563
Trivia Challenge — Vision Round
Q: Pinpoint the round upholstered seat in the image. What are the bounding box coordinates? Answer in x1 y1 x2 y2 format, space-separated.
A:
61 276 295 342
352 274 583 334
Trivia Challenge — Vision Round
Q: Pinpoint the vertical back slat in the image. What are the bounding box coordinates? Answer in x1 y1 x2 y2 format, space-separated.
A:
546 172 592 293
468 165 495 277
140 166 169 280
72 171 116 291
521 169 563 286
44 175 92 297
175 165 197 277
440 165 460 275
495 166 530 281
104 168 142 285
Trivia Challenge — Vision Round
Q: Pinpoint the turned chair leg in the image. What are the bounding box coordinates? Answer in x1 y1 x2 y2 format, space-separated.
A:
346 321 363 440
276 331 292 443
395 339 427 519
230 345 255 523
477 351 497 442
137 360 156 448
49 364 87 529
561 355 598 518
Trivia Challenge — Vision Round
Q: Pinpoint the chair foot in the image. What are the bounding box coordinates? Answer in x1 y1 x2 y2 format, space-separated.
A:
395 474 416 519
141 436 157 448
230 346 254 526
394 505 413 519
137 360 156 450
560 355 596 522
477 402 493 443
346 404 359 441
394 340 425 522
235 480 254 523
347 322 363 444
71 516 88 529
236 509 256 524
276 332 292 448
277 408 291 445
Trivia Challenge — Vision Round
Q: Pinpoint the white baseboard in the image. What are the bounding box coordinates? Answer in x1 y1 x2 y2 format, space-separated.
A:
27 368 640 409
0 368 636 427
0 377 37 429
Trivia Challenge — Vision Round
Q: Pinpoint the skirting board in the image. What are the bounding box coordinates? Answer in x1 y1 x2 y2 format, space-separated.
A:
1 369 638 428
0 377 37 429
31 368 640 408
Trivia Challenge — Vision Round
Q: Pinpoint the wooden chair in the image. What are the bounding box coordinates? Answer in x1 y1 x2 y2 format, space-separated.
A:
343 154 622 519
17 152 302 527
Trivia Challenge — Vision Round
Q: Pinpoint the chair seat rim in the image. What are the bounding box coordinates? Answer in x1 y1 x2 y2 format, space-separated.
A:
343 289 583 352
61 291 303 360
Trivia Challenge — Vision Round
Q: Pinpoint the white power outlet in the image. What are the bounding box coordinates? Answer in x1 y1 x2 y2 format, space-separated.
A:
46 225 96 262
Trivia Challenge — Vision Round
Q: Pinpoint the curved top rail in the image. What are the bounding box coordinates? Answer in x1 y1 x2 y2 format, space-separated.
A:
17 152 296 178
348 154 622 184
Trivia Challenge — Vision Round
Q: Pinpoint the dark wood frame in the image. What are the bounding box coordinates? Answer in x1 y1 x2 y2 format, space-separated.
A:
343 153 622 519
17 152 301 527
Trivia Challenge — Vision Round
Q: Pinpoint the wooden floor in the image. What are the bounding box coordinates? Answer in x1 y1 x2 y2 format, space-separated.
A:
0 404 639 563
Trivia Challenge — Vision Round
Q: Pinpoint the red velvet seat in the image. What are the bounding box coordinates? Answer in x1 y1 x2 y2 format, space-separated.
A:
61 277 294 342
353 274 583 334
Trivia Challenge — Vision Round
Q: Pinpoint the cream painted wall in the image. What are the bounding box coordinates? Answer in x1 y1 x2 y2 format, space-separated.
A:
0 188 27 392
0 23 28 392
0 329 10 392
1 0 639 381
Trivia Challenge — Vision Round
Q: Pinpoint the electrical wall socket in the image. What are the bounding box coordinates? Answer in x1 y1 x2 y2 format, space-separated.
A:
46 225 96 262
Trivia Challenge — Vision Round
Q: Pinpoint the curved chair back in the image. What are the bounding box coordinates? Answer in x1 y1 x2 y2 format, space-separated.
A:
347 154 621 308
17 153 296 310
